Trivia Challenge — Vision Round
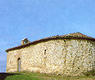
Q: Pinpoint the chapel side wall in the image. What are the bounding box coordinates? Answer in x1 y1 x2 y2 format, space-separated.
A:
20 40 67 73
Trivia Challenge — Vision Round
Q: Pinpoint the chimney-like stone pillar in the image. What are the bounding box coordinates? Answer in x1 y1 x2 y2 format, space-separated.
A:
21 38 30 45
21 40 25 45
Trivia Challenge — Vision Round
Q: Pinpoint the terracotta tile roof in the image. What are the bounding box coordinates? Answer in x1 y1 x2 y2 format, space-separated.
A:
60 32 93 39
6 32 95 52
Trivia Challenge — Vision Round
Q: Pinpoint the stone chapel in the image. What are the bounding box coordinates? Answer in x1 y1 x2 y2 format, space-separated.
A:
6 32 95 76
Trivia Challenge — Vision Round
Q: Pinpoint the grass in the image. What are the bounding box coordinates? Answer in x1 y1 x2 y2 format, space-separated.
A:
5 72 95 80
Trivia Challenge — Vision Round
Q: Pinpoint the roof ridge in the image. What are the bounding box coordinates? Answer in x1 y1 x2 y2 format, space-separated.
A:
63 32 91 38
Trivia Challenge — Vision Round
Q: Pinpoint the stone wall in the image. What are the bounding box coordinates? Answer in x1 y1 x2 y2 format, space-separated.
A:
6 39 95 76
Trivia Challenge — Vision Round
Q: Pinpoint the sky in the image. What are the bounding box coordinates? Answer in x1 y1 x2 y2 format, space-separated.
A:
0 0 95 72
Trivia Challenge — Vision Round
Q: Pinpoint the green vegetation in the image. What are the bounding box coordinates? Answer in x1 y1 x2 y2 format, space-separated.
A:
5 72 95 80
83 69 95 76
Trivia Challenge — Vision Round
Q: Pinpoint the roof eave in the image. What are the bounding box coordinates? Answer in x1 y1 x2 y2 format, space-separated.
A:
5 37 95 52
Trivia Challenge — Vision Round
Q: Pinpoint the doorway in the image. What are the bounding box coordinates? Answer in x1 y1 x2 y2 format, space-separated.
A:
17 58 21 72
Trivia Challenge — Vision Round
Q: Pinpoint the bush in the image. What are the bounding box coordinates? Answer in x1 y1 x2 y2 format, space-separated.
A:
83 69 95 76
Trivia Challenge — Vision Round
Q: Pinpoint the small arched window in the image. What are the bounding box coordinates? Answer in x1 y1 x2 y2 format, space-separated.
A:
44 49 46 55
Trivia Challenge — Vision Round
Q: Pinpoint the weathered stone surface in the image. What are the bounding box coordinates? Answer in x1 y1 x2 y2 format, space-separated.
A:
6 39 95 76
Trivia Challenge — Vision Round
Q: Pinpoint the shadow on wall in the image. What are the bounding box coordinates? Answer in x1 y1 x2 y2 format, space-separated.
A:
0 73 20 80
